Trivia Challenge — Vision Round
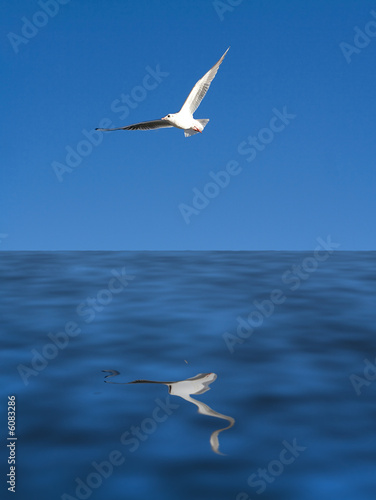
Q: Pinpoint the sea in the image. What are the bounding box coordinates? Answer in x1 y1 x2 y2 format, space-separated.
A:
0 250 375 500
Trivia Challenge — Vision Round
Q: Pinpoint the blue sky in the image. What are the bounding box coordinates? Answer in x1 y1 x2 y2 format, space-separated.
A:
1 0 375 250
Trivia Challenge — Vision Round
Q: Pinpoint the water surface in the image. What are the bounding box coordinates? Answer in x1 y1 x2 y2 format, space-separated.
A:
0 251 375 499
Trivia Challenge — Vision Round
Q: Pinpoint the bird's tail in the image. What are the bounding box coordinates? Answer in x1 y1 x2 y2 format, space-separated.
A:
184 119 210 138
198 119 209 129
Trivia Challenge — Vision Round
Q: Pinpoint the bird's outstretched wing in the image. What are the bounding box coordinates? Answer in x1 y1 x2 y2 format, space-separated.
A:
179 47 229 116
96 119 173 132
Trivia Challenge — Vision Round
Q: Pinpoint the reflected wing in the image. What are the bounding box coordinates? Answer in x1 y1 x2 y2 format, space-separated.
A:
96 119 173 132
179 48 229 116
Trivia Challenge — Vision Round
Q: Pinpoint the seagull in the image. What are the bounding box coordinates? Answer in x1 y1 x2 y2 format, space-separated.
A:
96 48 229 138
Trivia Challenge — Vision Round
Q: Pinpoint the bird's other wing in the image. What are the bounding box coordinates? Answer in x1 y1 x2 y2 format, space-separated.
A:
96 119 173 132
179 47 229 116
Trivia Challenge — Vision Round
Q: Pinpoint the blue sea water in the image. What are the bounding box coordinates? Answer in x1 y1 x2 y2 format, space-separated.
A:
0 251 375 500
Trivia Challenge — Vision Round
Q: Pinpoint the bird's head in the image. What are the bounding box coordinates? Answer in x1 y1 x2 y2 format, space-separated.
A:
162 113 175 123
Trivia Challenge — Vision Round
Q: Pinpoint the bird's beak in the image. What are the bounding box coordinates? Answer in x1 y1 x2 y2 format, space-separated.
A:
161 117 166 120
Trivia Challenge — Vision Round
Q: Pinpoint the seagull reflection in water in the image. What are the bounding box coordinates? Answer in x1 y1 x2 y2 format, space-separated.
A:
103 371 234 455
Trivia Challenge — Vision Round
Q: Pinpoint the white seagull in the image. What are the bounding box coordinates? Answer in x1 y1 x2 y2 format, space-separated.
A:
96 48 229 138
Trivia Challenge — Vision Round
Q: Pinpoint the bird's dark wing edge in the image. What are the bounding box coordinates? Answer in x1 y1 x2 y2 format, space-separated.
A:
96 119 173 132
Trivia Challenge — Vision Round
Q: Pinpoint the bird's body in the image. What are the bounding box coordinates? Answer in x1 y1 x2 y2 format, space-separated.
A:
162 114 210 137
96 48 229 138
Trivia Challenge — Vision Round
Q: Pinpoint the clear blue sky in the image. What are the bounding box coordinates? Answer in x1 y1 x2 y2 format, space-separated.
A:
1 0 375 250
